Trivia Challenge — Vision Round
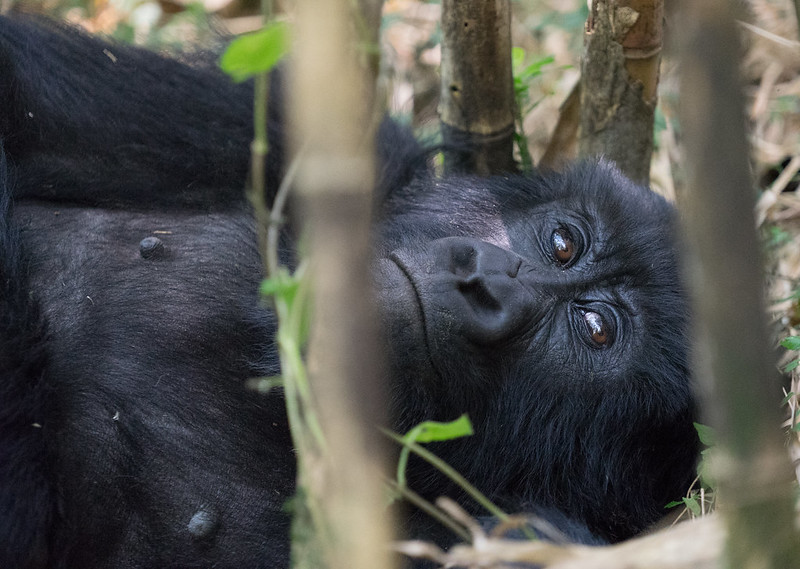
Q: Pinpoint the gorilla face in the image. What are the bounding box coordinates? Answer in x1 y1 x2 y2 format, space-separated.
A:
373 163 695 542
376 163 686 406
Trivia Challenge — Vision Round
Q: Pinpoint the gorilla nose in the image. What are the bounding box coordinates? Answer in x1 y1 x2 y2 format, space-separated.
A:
449 238 522 279
440 238 532 344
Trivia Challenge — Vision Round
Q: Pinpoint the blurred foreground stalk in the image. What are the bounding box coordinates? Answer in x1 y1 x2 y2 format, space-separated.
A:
675 1 800 567
287 0 393 568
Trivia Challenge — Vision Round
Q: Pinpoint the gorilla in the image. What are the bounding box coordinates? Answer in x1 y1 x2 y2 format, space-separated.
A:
0 15 698 569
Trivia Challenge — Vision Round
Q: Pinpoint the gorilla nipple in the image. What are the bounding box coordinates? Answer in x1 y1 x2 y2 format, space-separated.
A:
187 508 219 540
139 236 165 260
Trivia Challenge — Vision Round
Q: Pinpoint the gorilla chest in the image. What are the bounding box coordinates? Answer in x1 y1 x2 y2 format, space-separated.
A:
15 202 266 364
13 203 293 563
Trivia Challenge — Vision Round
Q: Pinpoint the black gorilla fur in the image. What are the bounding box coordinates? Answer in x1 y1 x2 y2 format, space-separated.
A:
0 15 698 569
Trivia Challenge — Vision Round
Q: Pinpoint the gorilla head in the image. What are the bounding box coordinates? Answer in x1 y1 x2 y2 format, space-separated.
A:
0 14 697 569
373 162 695 543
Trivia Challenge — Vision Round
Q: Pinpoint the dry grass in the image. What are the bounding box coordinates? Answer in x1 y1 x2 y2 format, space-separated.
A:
741 0 800 486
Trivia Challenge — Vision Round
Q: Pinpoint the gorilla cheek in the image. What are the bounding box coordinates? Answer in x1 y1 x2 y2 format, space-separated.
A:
374 258 437 384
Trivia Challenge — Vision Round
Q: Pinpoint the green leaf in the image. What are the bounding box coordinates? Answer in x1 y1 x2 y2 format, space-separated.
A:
781 391 796 405
764 225 792 248
511 46 526 70
785 360 800 373
694 422 715 447
394 415 473 489
683 496 702 516
259 269 299 300
517 55 555 81
781 336 800 351
697 455 714 487
220 22 290 82
403 414 474 444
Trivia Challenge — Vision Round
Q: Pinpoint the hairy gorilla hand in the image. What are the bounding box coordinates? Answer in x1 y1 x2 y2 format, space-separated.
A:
0 14 697 569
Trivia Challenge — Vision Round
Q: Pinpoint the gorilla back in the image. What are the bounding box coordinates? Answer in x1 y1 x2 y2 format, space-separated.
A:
0 15 698 569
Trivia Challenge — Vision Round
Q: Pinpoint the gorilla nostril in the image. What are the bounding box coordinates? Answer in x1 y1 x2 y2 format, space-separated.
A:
458 277 501 315
507 258 522 279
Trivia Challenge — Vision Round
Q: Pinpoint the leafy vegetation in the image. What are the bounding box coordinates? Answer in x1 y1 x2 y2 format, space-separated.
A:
666 423 717 519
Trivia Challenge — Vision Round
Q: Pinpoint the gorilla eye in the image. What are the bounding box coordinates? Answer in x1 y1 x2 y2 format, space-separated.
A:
551 228 575 266
582 310 611 347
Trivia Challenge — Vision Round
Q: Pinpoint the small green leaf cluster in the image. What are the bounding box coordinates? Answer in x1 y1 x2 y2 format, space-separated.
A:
247 270 312 394
395 415 474 488
666 423 716 518
260 269 305 318
512 47 554 106
763 225 792 249
511 47 556 172
781 336 800 374
781 389 800 433
385 416 537 542
220 22 291 82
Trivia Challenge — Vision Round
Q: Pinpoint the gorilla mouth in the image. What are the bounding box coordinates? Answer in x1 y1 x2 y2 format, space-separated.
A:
386 251 444 383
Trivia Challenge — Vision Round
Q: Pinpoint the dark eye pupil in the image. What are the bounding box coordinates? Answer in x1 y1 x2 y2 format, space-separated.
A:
583 311 609 345
552 228 574 265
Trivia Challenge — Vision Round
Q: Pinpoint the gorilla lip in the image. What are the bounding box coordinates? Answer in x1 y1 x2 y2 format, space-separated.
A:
387 250 445 384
